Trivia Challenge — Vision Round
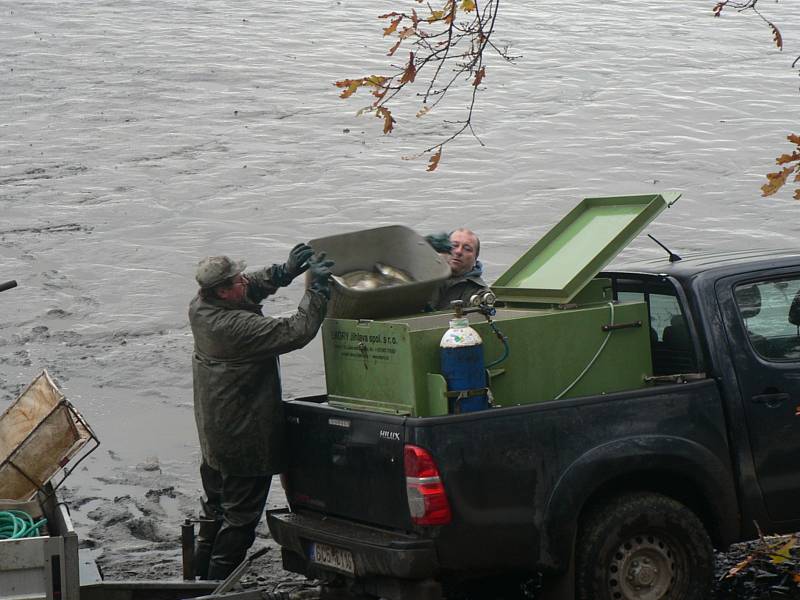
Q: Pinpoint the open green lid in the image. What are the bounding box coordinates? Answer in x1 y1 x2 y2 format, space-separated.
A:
492 193 679 304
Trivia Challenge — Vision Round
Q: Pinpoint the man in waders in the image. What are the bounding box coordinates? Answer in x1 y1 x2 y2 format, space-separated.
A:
427 228 489 310
189 244 333 580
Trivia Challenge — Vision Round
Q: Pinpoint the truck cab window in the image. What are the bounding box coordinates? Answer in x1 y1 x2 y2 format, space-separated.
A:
617 288 697 375
734 277 800 361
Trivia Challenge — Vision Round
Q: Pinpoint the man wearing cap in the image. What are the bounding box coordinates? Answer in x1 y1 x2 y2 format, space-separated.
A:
189 244 333 580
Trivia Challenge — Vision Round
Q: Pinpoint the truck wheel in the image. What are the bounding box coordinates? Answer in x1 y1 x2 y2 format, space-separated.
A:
575 492 713 600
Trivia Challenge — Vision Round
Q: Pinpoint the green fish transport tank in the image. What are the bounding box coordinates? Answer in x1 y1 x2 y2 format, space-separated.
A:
320 193 678 417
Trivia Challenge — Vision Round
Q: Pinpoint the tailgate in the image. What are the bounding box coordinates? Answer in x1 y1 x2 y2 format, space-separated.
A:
284 399 411 531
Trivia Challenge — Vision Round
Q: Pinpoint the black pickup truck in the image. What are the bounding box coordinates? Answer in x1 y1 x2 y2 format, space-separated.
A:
267 249 800 600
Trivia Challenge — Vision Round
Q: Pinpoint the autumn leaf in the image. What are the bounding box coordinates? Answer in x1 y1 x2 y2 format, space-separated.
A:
788 133 800 145
416 104 431 118
387 40 401 56
768 537 797 564
794 189 800 201
365 75 387 88
428 10 444 22
725 554 755 578
473 66 486 87
383 16 403 36
376 107 396 134
761 166 795 197
777 152 800 165
769 22 783 50
444 0 456 25
713 2 725 17
427 147 442 172
399 26 416 40
335 76 386 99
334 79 363 99
400 52 417 84
461 0 476 12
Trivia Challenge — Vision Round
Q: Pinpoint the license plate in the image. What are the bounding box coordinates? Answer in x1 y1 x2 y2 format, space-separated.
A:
311 542 355 574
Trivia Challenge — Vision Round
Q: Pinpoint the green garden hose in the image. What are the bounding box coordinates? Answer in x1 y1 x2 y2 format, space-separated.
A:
0 510 48 539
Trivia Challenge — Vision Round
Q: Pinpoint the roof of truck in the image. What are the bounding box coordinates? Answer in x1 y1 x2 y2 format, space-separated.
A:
606 248 800 282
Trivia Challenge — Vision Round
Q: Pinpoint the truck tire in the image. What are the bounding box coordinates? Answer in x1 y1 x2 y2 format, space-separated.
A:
575 492 713 600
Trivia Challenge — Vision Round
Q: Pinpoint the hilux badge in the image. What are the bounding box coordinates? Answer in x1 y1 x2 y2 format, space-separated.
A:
379 430 401 441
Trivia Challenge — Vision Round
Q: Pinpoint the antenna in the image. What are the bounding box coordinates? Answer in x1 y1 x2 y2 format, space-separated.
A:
647 235 682 263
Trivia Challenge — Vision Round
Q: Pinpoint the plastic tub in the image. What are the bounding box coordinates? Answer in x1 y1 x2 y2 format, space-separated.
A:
309 225 450 320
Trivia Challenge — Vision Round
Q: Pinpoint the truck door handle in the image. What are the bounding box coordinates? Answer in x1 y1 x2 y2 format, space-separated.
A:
751 393 790 407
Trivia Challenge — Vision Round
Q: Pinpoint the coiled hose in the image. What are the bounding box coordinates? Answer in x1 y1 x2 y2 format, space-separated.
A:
0 510 48 539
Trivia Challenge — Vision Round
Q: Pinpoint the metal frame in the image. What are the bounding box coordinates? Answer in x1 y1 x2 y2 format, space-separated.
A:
0 396 100 501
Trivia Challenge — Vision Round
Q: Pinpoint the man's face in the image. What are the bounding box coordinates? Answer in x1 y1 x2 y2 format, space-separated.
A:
448 230 478 277
218 273 249 304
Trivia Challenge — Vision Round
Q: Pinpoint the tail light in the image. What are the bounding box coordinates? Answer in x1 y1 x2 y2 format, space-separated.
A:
404 444 451 526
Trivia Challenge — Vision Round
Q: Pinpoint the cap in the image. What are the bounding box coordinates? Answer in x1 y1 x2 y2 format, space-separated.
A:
195 256 247 289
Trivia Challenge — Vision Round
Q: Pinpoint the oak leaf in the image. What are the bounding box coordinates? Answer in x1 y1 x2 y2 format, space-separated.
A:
365 75 387 87
761 166 794 197
388 40 402 56
416 105 431 118
713 2 725 17
384 16 403 36
776 152 800 165
473 66 486 87
461 0 476 12
428 10 444 22
788 133 800 145
399 26 416 40
334 79 363 99
427 147 442 172
768 537 797 564
376 107 396 134
400 52 417 84
444 1 456 25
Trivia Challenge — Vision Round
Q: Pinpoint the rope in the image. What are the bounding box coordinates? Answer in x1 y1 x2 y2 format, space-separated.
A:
0 510 48 539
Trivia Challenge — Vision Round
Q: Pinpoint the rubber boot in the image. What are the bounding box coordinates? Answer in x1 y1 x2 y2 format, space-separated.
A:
194 518 221 580
206 524 256 580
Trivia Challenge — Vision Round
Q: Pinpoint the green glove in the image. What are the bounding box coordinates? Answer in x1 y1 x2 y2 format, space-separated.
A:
308 252 335 300
273 242 315 286
285 243 314 278
425 232 452 254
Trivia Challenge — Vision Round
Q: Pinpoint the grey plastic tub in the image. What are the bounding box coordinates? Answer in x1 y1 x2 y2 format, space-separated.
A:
309 225 450 320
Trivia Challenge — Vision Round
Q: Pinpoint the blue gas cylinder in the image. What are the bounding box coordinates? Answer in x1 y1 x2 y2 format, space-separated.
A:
440 317 488 413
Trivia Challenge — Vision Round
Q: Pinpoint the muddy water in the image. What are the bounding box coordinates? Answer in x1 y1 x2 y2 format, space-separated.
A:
1 0 799 584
